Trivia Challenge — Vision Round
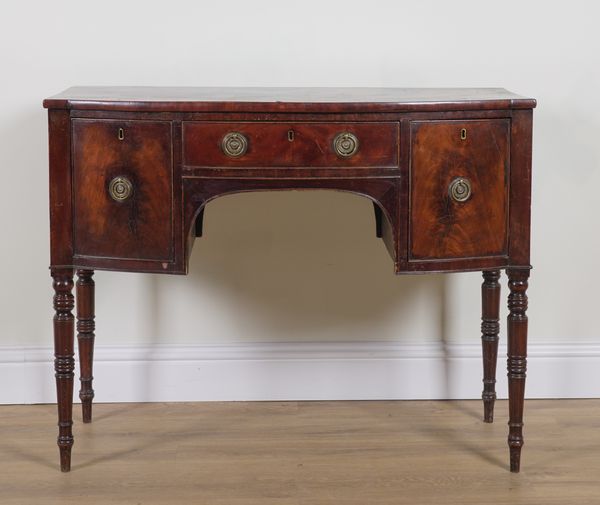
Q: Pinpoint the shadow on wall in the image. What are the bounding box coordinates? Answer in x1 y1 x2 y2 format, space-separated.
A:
159 190 448 343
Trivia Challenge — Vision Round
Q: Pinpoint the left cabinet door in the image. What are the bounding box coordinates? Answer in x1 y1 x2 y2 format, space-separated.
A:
72 119 173 262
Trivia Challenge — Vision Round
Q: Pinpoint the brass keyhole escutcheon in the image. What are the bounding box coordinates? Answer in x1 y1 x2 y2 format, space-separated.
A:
108 176 133 202
288 130 295 142
460 128 467 140
118 128 125 141
221 132 248 158
333 132 359 158
449 177 472 203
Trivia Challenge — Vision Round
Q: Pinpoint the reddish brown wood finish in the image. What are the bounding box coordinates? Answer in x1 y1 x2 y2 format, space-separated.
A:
508 110 533 265
43 86 537 113
51 268 75 472
507 268 530 473
76 269 95 423
183 122 399 168
72 119 173 262
48 110 73 267
481 270 501 423
45 87 535 473
182 176 400 265
409 120 509 260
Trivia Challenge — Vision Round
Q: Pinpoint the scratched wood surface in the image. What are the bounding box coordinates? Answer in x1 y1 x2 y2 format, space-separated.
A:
1 400 598 504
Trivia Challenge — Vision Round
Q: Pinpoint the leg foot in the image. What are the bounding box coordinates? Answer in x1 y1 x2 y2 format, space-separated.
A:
506 268 529 473
481 270 501 423
52 268 75 472
76 269 95 423
58 434 73 472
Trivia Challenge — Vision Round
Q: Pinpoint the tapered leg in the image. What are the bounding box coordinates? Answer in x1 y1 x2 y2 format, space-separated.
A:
52 268 75 472
76 269 95 423
506 268 530 473
481 270 501 423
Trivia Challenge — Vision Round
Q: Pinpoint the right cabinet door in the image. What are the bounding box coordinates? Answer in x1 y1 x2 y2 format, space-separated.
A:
409 119 510 260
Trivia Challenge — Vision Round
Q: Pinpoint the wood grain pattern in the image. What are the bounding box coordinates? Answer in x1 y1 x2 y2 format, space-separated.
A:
481 270 501 423
48 110 72 266
72 119 173 262
507 268 530 473
43 86 536 112
409 119 509 260
183 121 399 168
51 268 75 472
508 110 533 266
76 269 95 423
182 176 400 267
1 400 598 504
45 87 535 472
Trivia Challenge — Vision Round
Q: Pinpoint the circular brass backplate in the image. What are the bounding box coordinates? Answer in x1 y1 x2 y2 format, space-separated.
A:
108 176 133 202
333 132 359 158
448 177 472 203
221 132 248 158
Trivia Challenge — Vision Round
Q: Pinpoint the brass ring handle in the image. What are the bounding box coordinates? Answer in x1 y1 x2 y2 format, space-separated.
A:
449 177 472 203
333 132 359 158
108 176 133 202
221 132 248 158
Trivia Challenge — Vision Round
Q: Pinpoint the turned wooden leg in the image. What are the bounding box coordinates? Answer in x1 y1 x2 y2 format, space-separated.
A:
52 268 75 472
76 269 95 423
506 268 529 473
481 270 501 423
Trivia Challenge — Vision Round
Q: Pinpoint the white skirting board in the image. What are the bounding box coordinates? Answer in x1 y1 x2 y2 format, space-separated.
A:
1 341 600 404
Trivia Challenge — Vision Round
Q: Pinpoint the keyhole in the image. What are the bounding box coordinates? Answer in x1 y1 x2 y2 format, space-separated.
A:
287 130 295 142
460 128 467 140
118 128 125 141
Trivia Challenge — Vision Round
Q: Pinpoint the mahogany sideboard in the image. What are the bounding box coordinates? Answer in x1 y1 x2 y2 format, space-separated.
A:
44 87 535 473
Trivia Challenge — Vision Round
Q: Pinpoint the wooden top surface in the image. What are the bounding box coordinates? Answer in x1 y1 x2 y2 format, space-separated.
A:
44 87 536 113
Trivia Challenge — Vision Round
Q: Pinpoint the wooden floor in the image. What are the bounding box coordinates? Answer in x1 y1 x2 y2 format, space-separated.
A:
1 400 600 504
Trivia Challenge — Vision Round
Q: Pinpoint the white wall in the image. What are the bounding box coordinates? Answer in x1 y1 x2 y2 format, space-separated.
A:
1 1 599 402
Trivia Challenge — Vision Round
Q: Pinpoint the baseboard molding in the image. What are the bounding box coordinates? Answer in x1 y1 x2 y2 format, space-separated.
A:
2 341 600 404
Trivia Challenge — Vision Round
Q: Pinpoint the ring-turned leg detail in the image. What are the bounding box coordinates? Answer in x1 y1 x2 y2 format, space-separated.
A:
52 268 75 472
506 268 530 473
481 270 501 423
76 269 95 423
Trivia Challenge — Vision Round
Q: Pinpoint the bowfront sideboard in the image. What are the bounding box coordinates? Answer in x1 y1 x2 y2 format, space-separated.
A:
44 87 535 473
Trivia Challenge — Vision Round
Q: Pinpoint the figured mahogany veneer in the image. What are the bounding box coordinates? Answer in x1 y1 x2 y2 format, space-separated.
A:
72 119 174 262
44 87 535 473
183 121 399 168
409 119 510 260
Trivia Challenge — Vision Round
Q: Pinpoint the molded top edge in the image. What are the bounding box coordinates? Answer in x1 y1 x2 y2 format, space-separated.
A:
43 86 536 112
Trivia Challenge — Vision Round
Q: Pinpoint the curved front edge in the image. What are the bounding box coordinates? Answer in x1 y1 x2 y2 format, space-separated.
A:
395 109 533 275
182 177 401 274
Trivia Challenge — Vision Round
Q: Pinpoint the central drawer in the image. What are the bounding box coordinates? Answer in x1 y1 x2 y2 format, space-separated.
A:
182 122 399 168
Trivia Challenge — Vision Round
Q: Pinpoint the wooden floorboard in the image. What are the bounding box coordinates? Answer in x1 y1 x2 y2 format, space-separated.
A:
1 400 600 504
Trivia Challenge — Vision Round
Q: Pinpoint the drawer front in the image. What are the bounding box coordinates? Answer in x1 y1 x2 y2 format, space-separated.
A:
72 119 173 261
409 119 509 260
183 122 399 168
